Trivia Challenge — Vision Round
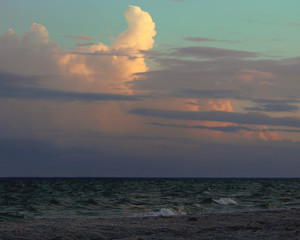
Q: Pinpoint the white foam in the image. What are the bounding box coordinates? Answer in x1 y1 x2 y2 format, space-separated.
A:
213 198 238 205
143 208 187 217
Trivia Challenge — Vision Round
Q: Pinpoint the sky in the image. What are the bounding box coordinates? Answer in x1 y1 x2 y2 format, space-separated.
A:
1 0 300 177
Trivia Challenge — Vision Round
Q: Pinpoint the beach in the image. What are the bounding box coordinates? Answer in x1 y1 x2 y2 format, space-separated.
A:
0 208 299 239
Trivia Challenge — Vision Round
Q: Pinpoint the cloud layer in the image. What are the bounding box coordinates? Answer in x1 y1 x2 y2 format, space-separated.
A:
131 108 300 128
1 4 300 177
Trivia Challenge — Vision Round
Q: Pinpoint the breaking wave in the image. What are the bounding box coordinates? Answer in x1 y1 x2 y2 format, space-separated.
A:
142 208 187 217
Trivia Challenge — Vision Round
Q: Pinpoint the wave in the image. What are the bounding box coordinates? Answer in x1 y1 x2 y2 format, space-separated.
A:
212 198 238 205
142 208 187 217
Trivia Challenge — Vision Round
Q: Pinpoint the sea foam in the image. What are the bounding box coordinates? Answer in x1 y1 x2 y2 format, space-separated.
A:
143 208 187 217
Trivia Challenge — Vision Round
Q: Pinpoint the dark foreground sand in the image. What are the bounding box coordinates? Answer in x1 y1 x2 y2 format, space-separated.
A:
1 209 300 240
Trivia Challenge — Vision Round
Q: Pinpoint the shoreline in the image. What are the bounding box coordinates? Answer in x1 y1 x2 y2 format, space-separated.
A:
1 208 300 239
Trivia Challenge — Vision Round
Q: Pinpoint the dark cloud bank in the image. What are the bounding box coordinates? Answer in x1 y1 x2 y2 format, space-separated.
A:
0 72 140 102
1 137 300 177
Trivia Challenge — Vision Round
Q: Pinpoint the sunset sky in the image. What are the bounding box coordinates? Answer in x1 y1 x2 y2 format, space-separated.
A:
1 0 300 177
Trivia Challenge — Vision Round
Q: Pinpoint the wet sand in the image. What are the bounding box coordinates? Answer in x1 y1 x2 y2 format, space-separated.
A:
0 208 300 239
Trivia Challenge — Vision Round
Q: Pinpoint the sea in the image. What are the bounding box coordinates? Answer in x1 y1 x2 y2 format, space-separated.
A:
0 178 300 221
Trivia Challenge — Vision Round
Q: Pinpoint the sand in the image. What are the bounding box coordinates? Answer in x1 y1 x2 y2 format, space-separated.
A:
0 208 300 239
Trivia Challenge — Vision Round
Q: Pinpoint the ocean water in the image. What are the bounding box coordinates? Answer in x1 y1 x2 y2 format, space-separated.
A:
0 178 300 221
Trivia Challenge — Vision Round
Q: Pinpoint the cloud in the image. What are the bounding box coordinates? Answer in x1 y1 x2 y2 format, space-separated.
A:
253 98 299 104
171 89 300 113
0 72 140 102
133 48 300 100
184 37 242 44
130 108 300 128
70 49 133 57
0 24 61 76
171 46 257 59
0 6 158 146
130 44 300 141
1 5 299 148
0 72 40 86
0 85 140 102
139 46 257 62
111 6 156 51
149 122 253 133
174 89 300 113
176 89 243 100
245 103 299 112
60 5 156 92
65 35 95 41
244 98 300 112
76 42 95 47
0 6 156 94
148 122 300 134
234 69 275 83
185 37 217 42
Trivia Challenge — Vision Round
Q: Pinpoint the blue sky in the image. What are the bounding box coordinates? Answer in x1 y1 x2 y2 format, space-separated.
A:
2 0 300 55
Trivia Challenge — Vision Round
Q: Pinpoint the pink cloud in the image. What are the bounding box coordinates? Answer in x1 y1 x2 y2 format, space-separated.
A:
75 36 94 41
60 5 156 93
259 81 274 86
241 125 280 142
66 35 95 41
234 69 275 83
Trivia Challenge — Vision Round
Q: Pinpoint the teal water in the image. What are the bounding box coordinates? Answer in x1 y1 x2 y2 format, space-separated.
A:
0 178 300 221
